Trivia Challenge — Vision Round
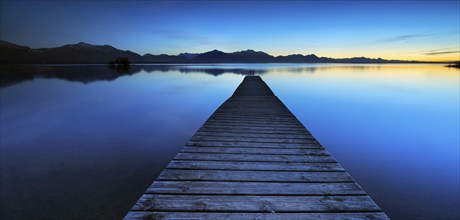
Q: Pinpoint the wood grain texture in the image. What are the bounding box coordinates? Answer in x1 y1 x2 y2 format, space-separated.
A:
166 160 344 171
125 212 389 220
147 181 366 195
131 195 381 212
180 146 328 155
157 169 352 182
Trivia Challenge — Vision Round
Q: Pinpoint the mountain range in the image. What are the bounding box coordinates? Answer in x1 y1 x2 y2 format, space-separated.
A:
0 40 423 64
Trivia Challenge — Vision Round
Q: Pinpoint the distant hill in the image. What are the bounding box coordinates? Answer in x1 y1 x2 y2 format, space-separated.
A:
178 53 200 60
192 49 274 63
142 53 187 63
0 40 143 64
0 40 425 64
275 54 322 63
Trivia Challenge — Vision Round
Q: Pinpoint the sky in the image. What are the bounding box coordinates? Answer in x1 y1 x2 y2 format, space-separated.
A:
0 0 459 61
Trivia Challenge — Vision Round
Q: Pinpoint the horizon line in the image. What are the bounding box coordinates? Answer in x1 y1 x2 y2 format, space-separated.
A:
1 39 459 63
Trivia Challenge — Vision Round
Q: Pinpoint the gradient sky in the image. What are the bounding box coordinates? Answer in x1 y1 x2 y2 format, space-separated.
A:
1 0 459 61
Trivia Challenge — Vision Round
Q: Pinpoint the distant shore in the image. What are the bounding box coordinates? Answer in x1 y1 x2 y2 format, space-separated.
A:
1 61 456 65
2 40 457 65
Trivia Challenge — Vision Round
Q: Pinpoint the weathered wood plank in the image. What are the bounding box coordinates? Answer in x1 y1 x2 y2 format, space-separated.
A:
158 170 352 182
190 136 314 143
212 113 296 118
201 124 307 130
228 95 277 99
194 131 311 139
218 103 285 107
196 128 310 135
131 195 381 212
147 181 365 195
166 160 344 171
184 144 323 150
210 110 290 118
210 112 294 118
215 110 288 114
208 115 296 121
174 152 335 163
186 141 320 149
208 118 297 123
204 121 304 127
203 123 305 130
181 146 329 155
125 212 389 220
213 110 291 114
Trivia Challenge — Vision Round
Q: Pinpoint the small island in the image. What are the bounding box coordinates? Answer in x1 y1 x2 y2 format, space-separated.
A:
446 62 460 68
107 57 130 72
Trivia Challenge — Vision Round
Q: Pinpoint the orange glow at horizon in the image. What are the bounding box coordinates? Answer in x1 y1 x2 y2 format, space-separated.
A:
268 50 460 62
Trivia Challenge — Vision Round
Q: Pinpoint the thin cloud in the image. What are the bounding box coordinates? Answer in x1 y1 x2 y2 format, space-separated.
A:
374 34 428 43
374 31 458 44
424 50 460 55
393 48 460 57
420 48 452 53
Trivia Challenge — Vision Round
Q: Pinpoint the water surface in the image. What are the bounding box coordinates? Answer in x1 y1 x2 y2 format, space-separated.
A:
0 64 458 219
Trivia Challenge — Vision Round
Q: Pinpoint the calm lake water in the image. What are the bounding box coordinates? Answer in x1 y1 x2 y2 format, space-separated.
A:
0 64 458 219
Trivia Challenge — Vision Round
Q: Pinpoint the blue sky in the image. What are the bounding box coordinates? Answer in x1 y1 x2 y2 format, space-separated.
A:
0 0 459 61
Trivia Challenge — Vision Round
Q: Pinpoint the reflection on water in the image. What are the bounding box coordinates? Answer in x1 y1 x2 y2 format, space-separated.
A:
1 63 427 88
0 64 459 219
1 64 264 88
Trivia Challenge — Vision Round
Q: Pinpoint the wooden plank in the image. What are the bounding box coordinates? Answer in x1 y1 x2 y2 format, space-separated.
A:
204 120 304 127
184 144 323 150
196 128 310 135
180 146 329 155
212 113 295 118
217 107 289 111
125 212 389 220
228 95 277 99
186 141 320 149
194 131 311 139
190 136 314 143
201 124 308 131
131 195 381 212
210 113 294 118
207 117 298 123
219 104 284 108
208 117 296 122
166 160 344 171
210 112 294 118
214 111 291 115
174 152 335 163
203 122 305 129
157 169 352 182
215 107 289 111
147 181 365 195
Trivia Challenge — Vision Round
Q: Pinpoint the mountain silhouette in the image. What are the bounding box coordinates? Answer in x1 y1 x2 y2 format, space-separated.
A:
275 54 321 62
1 40 423 64
178 53 200 60
0 40 143 63
142 53 187 63
191 49 274 63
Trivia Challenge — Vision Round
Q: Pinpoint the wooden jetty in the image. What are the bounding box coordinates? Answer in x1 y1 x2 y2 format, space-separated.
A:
125 76 388 219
